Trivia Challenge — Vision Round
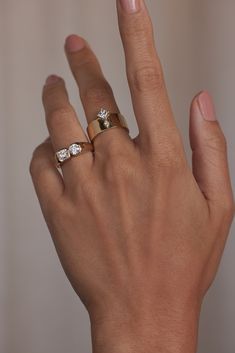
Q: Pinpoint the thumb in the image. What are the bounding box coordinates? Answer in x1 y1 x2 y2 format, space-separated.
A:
189 91 234 214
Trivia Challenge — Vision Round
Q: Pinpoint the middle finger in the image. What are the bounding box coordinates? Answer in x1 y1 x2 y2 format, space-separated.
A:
64 35 131 149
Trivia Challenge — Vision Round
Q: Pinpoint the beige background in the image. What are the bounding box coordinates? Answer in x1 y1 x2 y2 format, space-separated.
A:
0 0 234 352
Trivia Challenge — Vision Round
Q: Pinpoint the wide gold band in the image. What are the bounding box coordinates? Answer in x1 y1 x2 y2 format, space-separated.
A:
55 142 94 168
87 112 129 141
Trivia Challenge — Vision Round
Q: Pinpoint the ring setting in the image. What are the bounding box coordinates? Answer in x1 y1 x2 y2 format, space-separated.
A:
56 148 70 164
97 108 111 129
55 142 93 168
87 108 129 141
69 143 83 156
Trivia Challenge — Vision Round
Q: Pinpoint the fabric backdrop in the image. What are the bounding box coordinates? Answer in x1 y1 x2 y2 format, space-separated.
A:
0 0 234 352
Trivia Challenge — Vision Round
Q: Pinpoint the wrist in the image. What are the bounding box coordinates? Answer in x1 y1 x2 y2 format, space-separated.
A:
89 301 201 353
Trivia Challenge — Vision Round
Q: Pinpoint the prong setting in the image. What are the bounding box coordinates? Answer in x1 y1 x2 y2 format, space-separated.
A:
97 108 111 129
69 143 83 156
56 149 70 163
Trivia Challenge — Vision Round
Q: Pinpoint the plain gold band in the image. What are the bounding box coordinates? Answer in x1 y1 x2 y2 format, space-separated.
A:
87 113 129 141
56 142 94 168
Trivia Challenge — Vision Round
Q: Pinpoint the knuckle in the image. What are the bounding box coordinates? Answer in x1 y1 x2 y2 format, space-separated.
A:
103 150 137 184
47 105 74 126
69 178 96 205
104 138 134 160
82 81 113 105
29 147 44 177
30 142 52 177
130 65 164 93
150 134 186 169
31 142 45 160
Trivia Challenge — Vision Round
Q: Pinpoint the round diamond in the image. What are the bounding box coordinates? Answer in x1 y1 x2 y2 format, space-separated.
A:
69 143 82 156
56 149 70 163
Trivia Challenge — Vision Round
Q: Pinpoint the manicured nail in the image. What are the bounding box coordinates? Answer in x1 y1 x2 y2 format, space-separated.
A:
197 91 217 121
119 0 140 13
45 75 60 86
65 35 85 53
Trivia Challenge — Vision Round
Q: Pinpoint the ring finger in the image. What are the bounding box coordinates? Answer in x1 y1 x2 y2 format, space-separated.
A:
42 76 93 183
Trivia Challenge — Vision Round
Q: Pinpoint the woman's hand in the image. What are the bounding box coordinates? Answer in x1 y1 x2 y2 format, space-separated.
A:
30 0 234 352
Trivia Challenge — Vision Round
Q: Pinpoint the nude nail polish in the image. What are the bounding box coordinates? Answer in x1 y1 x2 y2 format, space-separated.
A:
119 0 140 13
197 91 217 121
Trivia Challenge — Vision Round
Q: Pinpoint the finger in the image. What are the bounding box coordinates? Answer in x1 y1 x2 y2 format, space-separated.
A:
42 75 93 179
190 92 234 284
64 34 131 149
43 75 88 148
30 139 64 212
190 91 234 217
116 0 180 147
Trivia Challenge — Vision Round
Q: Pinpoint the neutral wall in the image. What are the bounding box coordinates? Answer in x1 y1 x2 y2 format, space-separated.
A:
0 1 234 352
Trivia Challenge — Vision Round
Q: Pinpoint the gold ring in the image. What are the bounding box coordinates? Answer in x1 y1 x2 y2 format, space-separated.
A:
87 108 129 141
55 142 94 168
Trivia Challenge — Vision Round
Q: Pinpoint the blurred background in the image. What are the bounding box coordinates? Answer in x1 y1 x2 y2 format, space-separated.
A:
0 0 234 352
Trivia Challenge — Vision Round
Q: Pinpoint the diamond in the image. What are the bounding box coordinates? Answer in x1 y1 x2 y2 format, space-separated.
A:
97 108 110 120
56 149 70 163
69 143 82 156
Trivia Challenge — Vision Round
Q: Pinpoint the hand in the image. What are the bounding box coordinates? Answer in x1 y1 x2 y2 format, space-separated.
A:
30 0 234 352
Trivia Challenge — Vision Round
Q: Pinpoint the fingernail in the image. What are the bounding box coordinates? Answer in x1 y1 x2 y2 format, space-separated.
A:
45 75 60 86
118 0 140 13
65 35 85 53
197 91 217 121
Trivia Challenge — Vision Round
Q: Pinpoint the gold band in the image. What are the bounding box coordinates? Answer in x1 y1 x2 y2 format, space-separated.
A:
87 110 129 141
55 142 94 168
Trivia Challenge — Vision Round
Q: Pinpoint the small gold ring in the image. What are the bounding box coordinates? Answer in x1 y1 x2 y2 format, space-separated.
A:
87 108 129 141
55 142 94 168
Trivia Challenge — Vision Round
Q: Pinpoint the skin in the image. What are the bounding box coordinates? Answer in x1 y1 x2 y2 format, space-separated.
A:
30 1 234 352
